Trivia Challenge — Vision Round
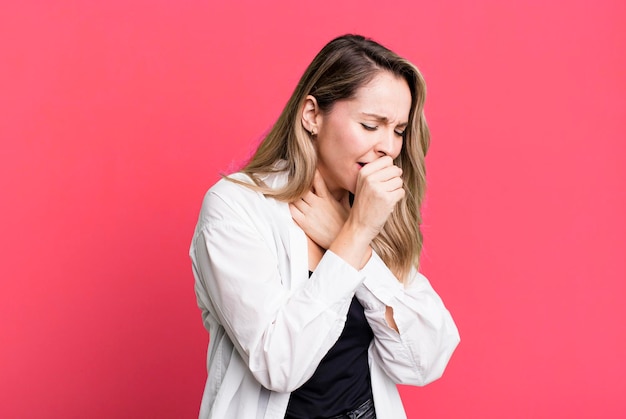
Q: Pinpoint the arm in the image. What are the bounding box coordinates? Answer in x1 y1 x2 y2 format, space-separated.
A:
191 184 364 393
356 252 460 385
290 158 403 271
290 161 459 385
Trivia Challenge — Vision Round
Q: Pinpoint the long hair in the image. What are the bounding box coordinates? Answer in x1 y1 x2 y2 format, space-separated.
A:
231 34 430 282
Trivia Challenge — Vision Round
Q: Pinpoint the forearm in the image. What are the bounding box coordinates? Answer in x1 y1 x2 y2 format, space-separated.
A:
356 252 460 385
194 225 364 392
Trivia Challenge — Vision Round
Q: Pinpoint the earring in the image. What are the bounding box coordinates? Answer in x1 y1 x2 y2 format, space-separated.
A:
310 128 317 136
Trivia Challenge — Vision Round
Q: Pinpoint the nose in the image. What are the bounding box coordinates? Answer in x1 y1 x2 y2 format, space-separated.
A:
374 129 400 158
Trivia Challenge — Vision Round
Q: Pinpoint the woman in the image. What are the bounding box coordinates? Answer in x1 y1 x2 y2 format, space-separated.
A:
190 34 460 419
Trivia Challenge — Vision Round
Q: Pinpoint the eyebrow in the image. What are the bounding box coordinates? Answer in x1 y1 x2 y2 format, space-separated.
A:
360 112 408 128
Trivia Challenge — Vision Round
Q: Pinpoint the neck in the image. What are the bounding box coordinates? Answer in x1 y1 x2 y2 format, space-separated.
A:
316 167 348 202
330 188 348 202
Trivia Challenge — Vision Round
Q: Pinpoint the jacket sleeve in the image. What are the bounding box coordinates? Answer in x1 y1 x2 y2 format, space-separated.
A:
355 251 460 386
190 187 365 393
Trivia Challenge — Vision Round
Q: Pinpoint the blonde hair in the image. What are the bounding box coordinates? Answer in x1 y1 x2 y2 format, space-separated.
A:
231 34 430 282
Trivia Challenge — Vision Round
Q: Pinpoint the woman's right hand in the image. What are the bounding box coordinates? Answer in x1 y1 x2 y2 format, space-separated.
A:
349 155 405 241
328 156 404 270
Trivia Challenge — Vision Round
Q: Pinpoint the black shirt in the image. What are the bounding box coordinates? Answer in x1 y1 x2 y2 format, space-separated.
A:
285 277 374 418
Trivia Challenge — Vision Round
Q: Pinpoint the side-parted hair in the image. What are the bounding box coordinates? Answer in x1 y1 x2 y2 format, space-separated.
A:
232 34 430 282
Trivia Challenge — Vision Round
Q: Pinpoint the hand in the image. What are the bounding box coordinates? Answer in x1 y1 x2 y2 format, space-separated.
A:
289 170 350 249
348 156 405 241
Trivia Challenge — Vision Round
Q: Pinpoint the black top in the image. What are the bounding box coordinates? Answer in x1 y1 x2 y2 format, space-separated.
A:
285 272 374 418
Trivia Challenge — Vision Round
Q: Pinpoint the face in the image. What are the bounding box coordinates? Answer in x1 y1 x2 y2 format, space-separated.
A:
312 71 412 200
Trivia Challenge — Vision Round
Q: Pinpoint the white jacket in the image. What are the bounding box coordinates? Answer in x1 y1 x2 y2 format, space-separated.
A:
190 170 460 418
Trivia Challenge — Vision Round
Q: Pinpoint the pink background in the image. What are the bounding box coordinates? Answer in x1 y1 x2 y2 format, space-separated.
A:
1 0 625 417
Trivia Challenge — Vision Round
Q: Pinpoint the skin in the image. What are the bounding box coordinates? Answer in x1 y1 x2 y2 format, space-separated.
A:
290 70 412 332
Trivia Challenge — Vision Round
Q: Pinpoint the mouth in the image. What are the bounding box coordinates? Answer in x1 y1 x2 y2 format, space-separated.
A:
357 162 367 168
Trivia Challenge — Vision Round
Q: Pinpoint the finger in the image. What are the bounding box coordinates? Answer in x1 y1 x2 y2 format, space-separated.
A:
300 191 317 206
383 176 404 192
289 203 311 229
360 155 394 175
390 187 406 203
289 202 302 219
290 198 309 214
379 187 405 208
363 164 403 183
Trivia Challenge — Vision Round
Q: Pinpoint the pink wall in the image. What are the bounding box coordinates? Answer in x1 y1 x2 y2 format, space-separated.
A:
1 0 625 417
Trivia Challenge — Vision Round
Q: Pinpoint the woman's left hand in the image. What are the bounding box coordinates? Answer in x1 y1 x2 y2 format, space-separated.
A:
289 170 350 249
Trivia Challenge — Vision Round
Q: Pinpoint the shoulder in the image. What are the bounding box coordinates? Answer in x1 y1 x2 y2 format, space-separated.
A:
203 170 288 207
205 173 257 204
195 171 289 228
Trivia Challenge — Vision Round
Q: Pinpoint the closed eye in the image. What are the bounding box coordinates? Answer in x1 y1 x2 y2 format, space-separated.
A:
362 123 405 138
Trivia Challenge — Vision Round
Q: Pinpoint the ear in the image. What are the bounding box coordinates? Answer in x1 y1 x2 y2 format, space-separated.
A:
301 95 321 135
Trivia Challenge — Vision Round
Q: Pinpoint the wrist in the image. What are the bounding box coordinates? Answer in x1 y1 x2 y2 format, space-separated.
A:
328 219 374 270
